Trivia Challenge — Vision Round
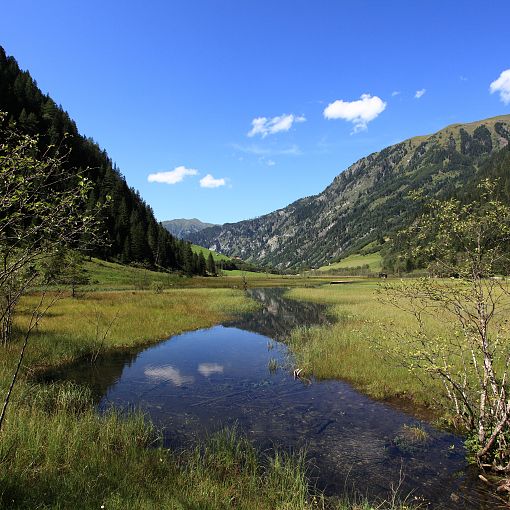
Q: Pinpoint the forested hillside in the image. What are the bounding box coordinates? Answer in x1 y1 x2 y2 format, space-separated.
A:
382 144 510 272
0 46 204 275
189 116 510 270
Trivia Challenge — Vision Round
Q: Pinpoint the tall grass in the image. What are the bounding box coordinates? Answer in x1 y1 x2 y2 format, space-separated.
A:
12 288 257 369
285 283 445 412
0 381 313 509
0 381 412 509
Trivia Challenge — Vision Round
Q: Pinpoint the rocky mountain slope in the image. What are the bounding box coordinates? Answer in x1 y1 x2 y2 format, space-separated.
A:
188 115 510 269
162 218 216 239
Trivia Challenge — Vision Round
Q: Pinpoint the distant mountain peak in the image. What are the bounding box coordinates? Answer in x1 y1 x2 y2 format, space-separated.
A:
162 218 217 239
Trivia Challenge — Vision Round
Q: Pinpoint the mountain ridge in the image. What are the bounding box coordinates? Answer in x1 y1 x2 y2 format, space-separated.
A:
188 114 510 269
162 218 217 239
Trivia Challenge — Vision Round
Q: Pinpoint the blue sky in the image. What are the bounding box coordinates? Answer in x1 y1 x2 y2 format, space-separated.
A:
2 1 510 224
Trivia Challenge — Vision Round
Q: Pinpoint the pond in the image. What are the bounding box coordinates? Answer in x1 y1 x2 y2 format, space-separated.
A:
51 288 501 509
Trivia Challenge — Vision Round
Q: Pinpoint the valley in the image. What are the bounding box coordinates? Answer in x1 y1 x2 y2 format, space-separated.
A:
2 6 510 508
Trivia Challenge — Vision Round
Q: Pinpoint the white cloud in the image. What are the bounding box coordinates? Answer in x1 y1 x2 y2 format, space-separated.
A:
323 93 386 133
490 69 510 105
391 91 401 97
231 143 302 156
200 174 226 188
148 165 198 185
415 88 426 99
266 159 276 166
247 113 306 138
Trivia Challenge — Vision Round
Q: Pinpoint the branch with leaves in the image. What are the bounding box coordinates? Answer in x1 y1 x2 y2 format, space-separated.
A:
381 180 510 471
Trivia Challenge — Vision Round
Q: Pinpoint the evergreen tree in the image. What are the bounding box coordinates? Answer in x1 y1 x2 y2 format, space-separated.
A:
197 253 207 276
206 253 216 276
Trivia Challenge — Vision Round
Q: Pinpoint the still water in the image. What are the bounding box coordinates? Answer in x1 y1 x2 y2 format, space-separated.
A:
53 288 501 509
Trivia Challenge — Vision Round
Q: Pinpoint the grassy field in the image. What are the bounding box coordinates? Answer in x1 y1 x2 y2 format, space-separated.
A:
14 288 258 368
83 257 312 290
0 284 410 509
84 258 182 289
191 243 232 262
285 282 446 415
318 253 382 273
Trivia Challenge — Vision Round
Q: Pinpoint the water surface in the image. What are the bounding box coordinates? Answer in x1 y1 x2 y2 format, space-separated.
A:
53 288 501 509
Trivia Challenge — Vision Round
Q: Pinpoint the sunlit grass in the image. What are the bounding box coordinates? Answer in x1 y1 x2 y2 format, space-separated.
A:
80 257 330 290
285 282 446 410
318 253 383 272
0 282 417 509
13 288 257 369
0 382 316 509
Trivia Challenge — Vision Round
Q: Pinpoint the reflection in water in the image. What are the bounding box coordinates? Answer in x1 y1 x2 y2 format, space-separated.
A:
144 365 195 386
47 288 500 509
198 363 224 377
227 288 330 339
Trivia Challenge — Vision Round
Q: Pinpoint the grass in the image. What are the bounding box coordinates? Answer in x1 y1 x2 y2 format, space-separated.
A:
14 288 257 369
285 280 510 425
0 390 315 509
285 282 445 412
82 257 322 291
191 243 232 262
318 253 382 273
84 257 183 289
0 285 413 509
221 269 281 278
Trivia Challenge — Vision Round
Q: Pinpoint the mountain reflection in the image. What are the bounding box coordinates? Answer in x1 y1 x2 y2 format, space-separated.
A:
226 288 329 339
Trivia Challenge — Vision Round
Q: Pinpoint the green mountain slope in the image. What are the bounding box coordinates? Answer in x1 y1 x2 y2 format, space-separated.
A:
189 116 510 269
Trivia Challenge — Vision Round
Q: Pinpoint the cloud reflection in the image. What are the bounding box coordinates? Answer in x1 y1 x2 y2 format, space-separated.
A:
144 364 194 386
198 363 224 377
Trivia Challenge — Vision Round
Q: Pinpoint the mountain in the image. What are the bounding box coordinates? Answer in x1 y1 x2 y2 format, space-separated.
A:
0 45 207 276
188 115 510 269
162 218 217 239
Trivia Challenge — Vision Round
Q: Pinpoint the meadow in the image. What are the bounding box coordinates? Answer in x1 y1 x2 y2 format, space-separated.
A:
0 270 412 509
284 279 510 436
83 257 321 291
317 253 383 273
285 282 443 414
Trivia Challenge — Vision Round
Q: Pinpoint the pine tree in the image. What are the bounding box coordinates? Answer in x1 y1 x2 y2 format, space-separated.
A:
197 253 207 276
206 253 216 276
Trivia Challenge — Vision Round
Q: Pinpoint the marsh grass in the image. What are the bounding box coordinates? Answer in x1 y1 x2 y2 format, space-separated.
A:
268 357 279 373
393 425 431 454
0 283 416 509
285 283 447 411
11 288 257 369
0 381 411 509
0 383 314 510
286 281 510 428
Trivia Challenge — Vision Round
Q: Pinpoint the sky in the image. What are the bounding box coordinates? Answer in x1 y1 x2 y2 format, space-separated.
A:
2 1 510 224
